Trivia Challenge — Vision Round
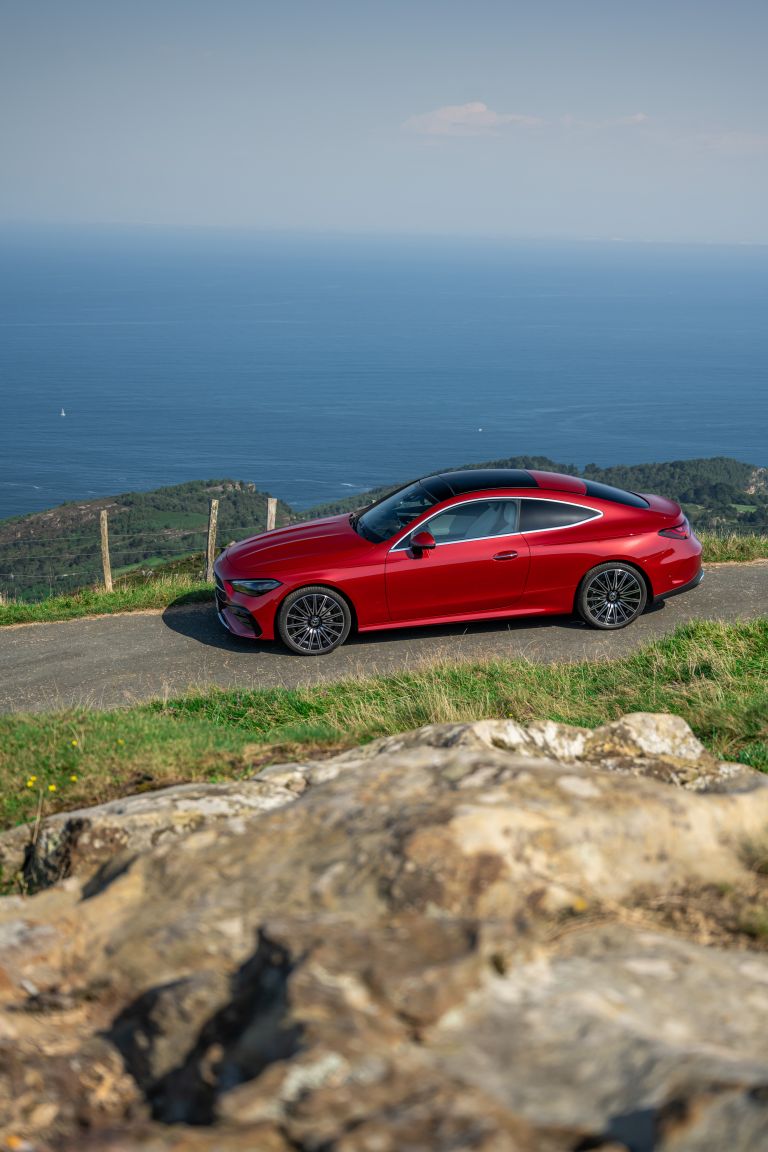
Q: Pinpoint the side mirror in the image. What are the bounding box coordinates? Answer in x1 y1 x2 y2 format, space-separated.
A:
410 529 436 555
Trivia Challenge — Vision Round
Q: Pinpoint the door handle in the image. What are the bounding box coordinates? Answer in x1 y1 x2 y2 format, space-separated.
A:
492 550 518 560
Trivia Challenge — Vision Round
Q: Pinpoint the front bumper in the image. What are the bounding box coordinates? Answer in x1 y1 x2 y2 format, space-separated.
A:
215 574 263 638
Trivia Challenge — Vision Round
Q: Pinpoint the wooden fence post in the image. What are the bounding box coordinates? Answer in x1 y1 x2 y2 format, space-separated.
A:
206 499 219 582
100 509 113 593
266 497 277 532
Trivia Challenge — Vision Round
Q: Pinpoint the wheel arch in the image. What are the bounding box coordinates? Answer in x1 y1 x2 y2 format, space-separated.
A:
573 558 654 614
275 581 359 633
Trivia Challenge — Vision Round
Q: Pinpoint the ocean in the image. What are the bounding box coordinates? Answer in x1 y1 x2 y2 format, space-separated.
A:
1 228 766 522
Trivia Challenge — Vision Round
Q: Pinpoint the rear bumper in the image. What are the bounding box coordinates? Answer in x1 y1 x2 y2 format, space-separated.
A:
653 567 704 603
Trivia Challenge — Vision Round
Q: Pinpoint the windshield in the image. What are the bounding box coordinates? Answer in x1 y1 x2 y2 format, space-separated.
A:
356 481 438 543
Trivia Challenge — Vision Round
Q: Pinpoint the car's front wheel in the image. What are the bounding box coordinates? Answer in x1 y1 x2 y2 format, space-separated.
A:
277 586 352 655
577 563 647 629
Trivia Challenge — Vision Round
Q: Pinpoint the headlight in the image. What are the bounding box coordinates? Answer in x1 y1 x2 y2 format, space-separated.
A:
230 578 282 596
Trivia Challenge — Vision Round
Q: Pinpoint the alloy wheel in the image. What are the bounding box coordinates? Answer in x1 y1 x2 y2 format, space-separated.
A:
583 567 644 628
284 592 347 653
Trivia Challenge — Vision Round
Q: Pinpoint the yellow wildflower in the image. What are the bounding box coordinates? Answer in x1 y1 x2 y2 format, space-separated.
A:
26 779 35 788
70 775 78 783
71 739 78 747
117 738 125 746
48 783 57 792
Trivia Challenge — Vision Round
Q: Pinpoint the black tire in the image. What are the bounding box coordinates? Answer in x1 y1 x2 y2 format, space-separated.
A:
577 563 647 630
277 585 352 655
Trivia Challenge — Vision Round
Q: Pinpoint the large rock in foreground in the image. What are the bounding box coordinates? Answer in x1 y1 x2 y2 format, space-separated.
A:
1 714 767 1151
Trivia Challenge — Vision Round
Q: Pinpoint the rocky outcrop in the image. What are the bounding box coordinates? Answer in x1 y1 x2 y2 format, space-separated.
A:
0 713 754 893
0 776 307 891
0 714 767 1150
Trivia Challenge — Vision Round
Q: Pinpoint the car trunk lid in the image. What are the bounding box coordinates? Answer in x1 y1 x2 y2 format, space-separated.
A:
639 493 683 520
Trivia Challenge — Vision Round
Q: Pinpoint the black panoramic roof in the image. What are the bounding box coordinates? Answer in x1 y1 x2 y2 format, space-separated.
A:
421 468 538 501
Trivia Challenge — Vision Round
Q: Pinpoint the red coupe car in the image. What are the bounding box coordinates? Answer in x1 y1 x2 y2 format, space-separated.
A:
214 468 703 654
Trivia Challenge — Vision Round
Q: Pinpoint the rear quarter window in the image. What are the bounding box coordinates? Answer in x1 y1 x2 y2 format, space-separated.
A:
520 499 600 532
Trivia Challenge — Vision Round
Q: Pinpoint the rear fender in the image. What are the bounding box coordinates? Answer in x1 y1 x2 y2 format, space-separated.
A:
573 559 654 614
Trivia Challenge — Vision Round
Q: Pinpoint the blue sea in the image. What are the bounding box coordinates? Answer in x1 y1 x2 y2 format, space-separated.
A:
1 228 766 522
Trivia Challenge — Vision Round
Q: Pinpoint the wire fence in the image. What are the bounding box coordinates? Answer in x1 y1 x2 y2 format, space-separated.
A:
0 495 281 603
0 527 209 602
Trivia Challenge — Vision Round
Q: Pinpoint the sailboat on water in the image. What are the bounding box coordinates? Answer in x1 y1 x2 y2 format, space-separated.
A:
60 408 66 417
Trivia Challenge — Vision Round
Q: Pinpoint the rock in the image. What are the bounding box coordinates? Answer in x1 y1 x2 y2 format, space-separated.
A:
430 923 768 1136
314 712 760 793
0 714 767 1149
0 778 306 891
587 711 709 761
581 711 758 792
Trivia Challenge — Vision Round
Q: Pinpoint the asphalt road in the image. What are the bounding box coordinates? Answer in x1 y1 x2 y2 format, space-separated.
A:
0 562 765 714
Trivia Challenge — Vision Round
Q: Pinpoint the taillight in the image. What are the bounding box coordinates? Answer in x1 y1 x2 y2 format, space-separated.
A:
659 518 690 540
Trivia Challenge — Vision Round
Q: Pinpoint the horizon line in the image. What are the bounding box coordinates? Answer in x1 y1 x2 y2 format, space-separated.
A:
1 219 767 250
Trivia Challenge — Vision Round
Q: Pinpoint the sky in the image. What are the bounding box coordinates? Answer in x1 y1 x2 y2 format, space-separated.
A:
1 0 767 242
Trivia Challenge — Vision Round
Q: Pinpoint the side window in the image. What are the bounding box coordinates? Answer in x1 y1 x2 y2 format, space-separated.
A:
424 499 519 545
519 499 600 532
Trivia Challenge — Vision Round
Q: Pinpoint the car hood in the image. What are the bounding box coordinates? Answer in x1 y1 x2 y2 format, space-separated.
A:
220 514 374 573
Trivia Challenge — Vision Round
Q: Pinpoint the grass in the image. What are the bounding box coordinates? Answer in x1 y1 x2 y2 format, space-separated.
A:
696 531 768 563
1 534 765 627
0 617 766 834
0 574 212 625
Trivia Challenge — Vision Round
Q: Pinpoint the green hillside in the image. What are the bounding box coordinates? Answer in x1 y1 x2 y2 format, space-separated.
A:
0 480 291 601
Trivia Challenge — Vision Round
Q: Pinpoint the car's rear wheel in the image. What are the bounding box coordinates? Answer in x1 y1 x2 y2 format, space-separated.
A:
277 586 352 655
577 563 647 629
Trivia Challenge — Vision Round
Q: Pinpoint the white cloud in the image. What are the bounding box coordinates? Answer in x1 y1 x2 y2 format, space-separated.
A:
615 112 650 126
561 112 651 130
402 102 542 137
402 104 651 138
700 130 768 156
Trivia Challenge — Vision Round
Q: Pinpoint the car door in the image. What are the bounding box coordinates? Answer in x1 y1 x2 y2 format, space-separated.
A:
384 498 530 623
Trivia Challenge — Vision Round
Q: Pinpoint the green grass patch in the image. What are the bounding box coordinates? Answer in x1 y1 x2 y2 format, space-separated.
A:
697 532 768 563
0 575 212 625
1 618 766 833
0 549 211 624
